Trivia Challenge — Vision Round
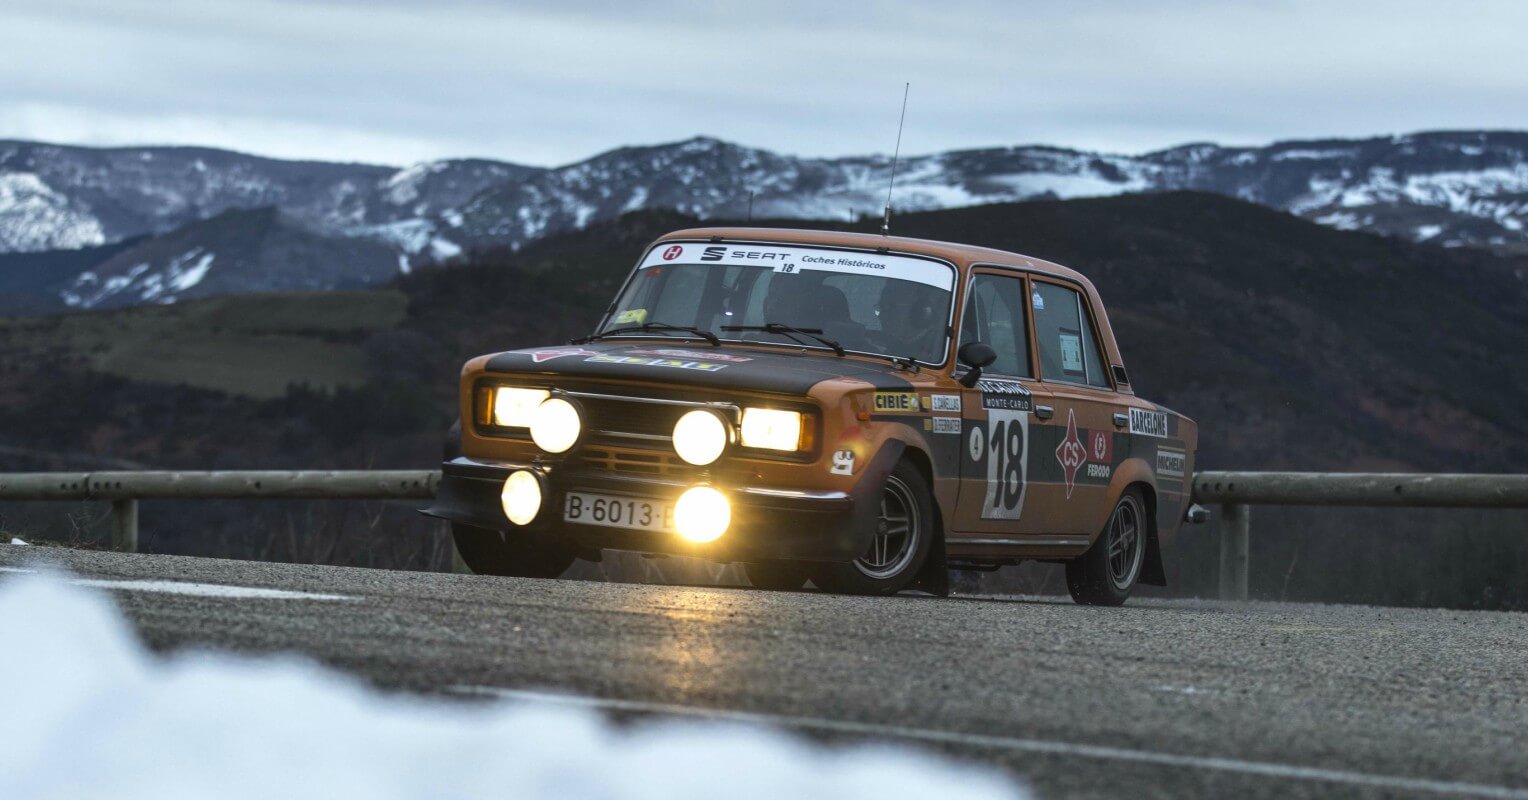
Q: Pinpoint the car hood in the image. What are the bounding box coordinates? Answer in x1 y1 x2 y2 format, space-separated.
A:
482 341 919 396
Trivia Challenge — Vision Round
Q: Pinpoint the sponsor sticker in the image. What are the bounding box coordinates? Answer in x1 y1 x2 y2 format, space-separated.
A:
1054 409 1088 500
976 408 1028 519
831 449 855 476
931 417 961 435
1129 407 1169 438
928 394 962 412
613 308 648 324
586 355 727 372
639 243 955 290
978 378 1033 412
628 348 752 363
522 347 600 363
873 392 922 413
1156 446 1186 479
1031 290 1045 310
1089 430 1112 463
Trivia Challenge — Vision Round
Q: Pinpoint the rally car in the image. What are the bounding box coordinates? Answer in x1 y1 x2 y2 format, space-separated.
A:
424 228 1198 604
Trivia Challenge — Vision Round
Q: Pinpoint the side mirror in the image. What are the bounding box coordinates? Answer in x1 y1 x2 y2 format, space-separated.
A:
956 342 997 388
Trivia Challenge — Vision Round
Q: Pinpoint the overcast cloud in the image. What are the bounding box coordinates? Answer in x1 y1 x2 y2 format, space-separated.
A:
1 0 1525 167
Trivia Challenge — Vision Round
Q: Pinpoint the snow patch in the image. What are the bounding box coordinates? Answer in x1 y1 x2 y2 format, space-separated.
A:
8 538 26 545
1414 224 1444 241
0 571 1028 800
0 172 106 251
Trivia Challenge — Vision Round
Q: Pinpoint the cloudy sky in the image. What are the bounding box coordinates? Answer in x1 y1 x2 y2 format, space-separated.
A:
3 0 1526 167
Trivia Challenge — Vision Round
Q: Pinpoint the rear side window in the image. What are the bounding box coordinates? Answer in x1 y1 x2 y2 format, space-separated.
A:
1033 281 1110 389
958 273 1031 377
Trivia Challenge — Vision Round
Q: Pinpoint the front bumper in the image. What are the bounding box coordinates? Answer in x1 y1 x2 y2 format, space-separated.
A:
421 457 871 562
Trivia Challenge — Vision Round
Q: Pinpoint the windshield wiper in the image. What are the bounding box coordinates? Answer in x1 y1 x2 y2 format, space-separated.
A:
573 321 720 346
721 323 845 356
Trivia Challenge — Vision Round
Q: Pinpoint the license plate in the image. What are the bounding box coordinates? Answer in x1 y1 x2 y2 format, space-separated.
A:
563 491 675 533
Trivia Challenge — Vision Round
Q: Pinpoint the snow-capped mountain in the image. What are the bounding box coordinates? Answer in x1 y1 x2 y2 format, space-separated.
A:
453 132 1528 253
2 130 1525 309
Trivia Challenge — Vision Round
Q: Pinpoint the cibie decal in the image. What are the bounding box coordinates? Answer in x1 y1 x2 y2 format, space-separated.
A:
931 416 961 435
523 347 600 363
586 355 727 372
628 348 753 363
928 394 962 412
873 392 921 413
1156 446 1186 479
1054 409 1088 500
830 449 855 476
1129 407 1169 438
662 245 684 260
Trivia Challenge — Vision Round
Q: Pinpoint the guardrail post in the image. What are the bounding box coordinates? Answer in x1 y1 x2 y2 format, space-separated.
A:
1218 503 1249 601
111 498 139 553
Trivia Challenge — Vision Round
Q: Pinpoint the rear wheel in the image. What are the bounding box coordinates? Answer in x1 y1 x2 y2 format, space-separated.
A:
743 561 811 591
452 523 576 578
1066 488 1146 606
812 460 933 595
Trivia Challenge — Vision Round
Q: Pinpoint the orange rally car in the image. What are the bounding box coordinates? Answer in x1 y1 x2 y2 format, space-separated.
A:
423 228 1199 604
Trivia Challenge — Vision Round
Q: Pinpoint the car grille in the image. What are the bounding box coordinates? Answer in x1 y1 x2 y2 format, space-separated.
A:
578 395 687 445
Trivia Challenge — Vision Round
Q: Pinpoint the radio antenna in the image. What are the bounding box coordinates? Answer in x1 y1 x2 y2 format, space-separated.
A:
747 190 755 222
882 82 910 236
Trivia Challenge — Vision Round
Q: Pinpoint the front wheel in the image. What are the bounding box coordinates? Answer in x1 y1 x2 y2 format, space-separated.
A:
812 460 934 595
1066 488 1147 606
452 523 576 578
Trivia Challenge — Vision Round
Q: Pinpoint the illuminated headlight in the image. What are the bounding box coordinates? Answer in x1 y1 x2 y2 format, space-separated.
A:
492 387 550 428
529 397 583 453
740 408 804 451
500 470 543 526
674 486 730 543
672 409 731 466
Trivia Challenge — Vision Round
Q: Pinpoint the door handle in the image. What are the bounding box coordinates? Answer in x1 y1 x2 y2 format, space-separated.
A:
1113 412 1129 427
1035 405 1054 420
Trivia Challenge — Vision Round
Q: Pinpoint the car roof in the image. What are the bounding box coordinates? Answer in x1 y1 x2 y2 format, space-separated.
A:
655 226 1093 285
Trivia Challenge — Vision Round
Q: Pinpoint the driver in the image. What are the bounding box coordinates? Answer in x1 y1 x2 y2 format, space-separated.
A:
876 279 944 362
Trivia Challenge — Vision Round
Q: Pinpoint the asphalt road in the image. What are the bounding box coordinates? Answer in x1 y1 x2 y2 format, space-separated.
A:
4 546 1527 799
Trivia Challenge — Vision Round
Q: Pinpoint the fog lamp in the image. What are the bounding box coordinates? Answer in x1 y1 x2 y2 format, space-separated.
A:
500 470 544 526
674 486 730 543
672 409 731 466
530 397 582 453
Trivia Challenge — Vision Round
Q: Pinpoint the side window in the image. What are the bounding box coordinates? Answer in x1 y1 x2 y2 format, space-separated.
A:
958 274 1031 377
1033 281 1110 389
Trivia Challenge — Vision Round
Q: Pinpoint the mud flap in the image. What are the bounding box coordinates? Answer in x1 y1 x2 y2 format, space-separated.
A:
1139 524 1167 586
909 528 950 596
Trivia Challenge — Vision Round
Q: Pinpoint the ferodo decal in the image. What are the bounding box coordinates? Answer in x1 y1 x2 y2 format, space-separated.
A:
928 394 961 412
628 348 753 363
977 378 1033 412
585 355 727 372
1129 407 1169 438
931 417 961 435
972 408 1028 520
1156 446 1186 480
831 449 855 476
522 347 600 363
873 392 921 413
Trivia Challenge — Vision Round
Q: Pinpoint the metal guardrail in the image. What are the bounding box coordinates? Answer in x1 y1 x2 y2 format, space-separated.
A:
1194 471 1528 601
0 471 437 552
3 469 1525 600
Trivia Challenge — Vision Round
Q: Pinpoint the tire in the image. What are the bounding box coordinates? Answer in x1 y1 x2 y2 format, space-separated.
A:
743 561 811 591
1066 487 1147 606
812 460 934 595
452 523 576 578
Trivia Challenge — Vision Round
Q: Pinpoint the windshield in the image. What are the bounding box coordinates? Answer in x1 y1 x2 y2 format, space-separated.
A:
601 243 956 364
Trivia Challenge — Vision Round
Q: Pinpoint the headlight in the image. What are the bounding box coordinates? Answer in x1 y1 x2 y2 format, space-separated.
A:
672 409 731 466
500 470 543 526
529 397 582 453
674 486 730 543
491 387 550 428
740 408 804 451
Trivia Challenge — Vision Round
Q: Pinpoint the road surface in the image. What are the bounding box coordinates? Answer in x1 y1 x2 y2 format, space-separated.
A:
3 546 1526 799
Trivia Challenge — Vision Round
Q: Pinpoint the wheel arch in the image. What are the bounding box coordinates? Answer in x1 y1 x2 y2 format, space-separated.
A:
1127 480 1167 587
